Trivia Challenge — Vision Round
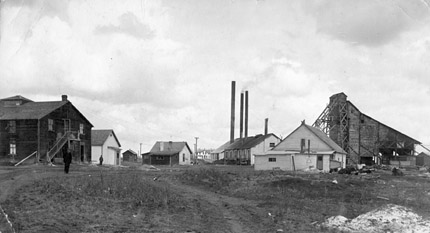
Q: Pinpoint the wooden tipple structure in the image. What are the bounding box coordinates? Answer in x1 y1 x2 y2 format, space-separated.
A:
313 93 421 165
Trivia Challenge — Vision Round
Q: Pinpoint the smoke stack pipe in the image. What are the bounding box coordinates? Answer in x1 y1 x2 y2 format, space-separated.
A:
264 118 268 135
230 81 236 144
245 90 249 138
240 92 244 139
308 139 310 154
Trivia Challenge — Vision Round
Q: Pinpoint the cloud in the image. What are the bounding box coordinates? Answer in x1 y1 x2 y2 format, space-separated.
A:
311 0 430 46
94 12 154 39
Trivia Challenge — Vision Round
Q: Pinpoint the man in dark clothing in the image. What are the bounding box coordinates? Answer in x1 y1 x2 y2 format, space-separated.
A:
63 149 72 174
99 155 104 166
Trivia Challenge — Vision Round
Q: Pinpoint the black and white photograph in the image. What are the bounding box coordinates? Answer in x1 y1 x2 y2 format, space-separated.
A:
1 0 430 232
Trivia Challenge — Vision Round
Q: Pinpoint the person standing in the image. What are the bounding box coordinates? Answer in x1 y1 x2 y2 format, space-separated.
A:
99 155 103 166
63 149 72 174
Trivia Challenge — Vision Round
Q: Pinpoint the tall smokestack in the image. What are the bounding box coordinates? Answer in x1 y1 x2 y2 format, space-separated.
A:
245 90 248 138
265 118 268 135
230 81 236 144
240 92 244 139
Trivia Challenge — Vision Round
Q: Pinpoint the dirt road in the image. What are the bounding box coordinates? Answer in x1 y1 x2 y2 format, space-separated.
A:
163 177 274 233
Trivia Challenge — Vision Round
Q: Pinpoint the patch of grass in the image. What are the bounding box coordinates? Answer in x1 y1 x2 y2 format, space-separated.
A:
179 168 233 191
2 171 190 232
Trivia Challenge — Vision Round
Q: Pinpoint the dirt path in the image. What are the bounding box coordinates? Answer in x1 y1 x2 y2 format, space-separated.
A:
163 178 274 233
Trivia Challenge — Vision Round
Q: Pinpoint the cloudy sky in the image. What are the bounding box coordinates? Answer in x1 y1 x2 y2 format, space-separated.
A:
1 0 430 154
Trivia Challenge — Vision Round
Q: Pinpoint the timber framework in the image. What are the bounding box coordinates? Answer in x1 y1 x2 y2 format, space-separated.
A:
313 92 421 165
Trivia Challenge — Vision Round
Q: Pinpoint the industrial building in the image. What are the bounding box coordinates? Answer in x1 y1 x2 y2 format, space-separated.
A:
313 93 421 165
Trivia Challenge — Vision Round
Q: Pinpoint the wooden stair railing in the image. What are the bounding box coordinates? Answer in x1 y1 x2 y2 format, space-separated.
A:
47 131 71 162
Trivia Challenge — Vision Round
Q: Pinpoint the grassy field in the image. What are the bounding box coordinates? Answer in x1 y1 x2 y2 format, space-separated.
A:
1 163 430 232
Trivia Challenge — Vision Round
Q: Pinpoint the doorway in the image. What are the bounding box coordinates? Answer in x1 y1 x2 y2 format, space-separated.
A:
80 144 85 162
317 155 323 170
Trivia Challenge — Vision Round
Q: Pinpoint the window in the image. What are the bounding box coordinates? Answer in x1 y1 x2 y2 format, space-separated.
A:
79 123 84 134
156 156 164 160
268 157 276 162
8 121 16 134
269 142 275 147
10 140 16 155
48 119 54 131
63 119 70 132
183 153 185 162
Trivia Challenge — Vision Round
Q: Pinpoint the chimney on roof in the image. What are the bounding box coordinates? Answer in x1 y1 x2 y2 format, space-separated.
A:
264 118 268 135
160 142 164 151
62 95 68 101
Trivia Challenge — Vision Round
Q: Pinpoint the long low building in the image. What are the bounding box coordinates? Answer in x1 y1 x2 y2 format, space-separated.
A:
219 133 281 165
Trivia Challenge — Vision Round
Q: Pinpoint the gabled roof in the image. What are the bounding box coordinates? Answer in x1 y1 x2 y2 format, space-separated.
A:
212 139 240 154
123 149 137 155
303 124 346 154
0 95 34 102
0 101 68 120
225 133 279 151
0 95 93 127
91 129 121 147
149 141 192 156
275 122 347 154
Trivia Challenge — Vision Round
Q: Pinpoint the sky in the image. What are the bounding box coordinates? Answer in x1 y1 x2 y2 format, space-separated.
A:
1 0 430 154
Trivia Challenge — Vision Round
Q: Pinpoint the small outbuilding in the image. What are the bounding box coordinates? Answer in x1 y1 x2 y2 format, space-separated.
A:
122 149 138 162
254 121 347 172
417 152 430 167
143 141 192 166
91 129 121 165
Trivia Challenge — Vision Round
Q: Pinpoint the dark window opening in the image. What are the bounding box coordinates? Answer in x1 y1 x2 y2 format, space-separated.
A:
269 157 276 162
8 121 16 134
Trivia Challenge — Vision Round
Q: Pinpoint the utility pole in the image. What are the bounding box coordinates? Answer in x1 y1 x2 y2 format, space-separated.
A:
139 143 142 163
195 137 199 164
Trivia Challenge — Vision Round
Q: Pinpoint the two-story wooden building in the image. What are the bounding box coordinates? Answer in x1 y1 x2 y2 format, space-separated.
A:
0 95 93 164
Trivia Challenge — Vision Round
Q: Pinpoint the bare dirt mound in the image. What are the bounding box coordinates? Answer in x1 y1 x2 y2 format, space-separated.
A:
320 204 430 233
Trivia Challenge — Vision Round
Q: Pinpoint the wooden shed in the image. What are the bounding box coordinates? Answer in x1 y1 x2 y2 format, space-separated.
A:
416 152 430 167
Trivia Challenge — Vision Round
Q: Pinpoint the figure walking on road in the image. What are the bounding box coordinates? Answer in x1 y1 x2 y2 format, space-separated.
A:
63 149 72 174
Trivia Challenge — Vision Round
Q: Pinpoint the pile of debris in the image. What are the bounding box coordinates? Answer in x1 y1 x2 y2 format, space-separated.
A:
320 204 430 232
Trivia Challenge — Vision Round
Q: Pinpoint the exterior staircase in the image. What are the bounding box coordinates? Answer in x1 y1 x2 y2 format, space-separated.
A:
47 131 72 162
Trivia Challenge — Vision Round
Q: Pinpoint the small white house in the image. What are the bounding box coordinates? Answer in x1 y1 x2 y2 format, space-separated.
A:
254 121 347 172
91 129 121 165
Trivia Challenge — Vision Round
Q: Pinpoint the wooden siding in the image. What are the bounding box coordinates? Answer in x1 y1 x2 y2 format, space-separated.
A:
273 126 332 152
0 102 92 162
254 154 292 171
326 94 419 165
0 119 38 160
250 135 280 165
